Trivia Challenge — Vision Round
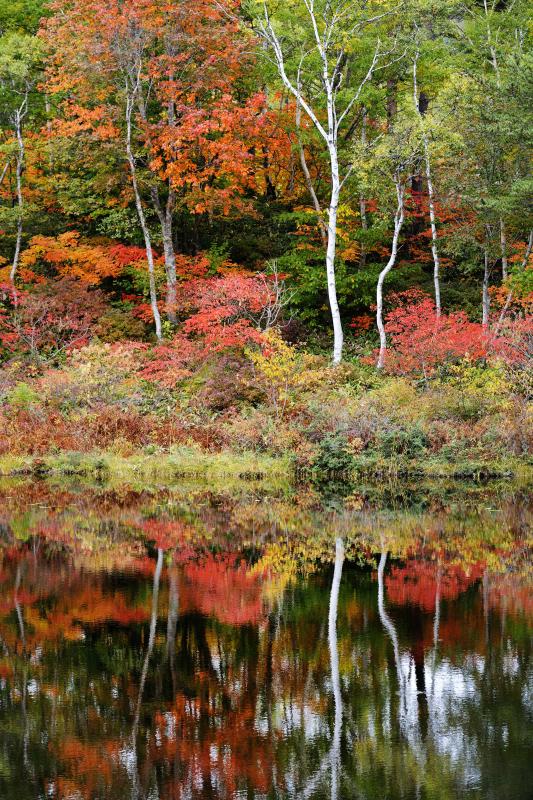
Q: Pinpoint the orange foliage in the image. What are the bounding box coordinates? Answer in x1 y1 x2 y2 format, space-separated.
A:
20 232 123 284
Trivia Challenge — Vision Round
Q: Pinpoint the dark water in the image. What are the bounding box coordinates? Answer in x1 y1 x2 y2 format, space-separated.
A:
0 481 531 799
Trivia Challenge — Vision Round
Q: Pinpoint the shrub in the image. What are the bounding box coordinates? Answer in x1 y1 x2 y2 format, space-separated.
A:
195 353 265 411
382 296 487 377
312 434 355 475
5 382 40 409
375 425 429 459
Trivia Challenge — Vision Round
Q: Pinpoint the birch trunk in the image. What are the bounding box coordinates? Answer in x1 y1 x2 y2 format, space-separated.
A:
327 143 343 365
295 99 327 245
328 537 344 800
125 85 162 341
260 7 382 365
151 186 178 324
359 110 368 269
376 180 405 369
425 144 441 316
138 89 178 325
161 216 177 323
10 102 26 284
413 56 441 315
482 248 491 328
500 218 508 280
496 229 533 332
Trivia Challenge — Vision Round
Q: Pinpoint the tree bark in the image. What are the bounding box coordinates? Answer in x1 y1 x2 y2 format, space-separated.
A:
125 79 162 341
500 218 508 280
413 56 441 315
482 247 491 328
359 109 368 269
151 185 178 324
10 100 27 285
137 89 178 326
495 228 533 333
327 142 344 365
376 179 405 369
260 8 382 364
295 98 327 246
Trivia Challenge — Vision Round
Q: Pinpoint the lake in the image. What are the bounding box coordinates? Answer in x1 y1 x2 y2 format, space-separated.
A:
0 478 531 799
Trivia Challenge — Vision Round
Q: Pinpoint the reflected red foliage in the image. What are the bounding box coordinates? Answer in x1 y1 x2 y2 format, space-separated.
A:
386 560 484 611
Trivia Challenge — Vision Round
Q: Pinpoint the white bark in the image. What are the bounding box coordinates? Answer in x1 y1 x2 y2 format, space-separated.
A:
425 146 441 316
131 547 163 800
495 228 533 333
359 109 368 268
259 4 382 364
376 178 405 369
413 56 441 315
377 550 407 724
327 142 344 365
125 73 162 341
482 247 491 328
137 90 178 324
500 217 508 280
151 186 178 323
0 158 11 187
10 97 27 285
295 98 327 245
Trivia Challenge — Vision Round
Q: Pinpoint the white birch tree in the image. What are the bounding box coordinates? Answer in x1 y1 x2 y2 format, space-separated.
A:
413 51 441 315
258 0 395 364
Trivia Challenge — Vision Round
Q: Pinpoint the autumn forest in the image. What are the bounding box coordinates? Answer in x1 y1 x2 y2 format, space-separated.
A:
0 2 532 798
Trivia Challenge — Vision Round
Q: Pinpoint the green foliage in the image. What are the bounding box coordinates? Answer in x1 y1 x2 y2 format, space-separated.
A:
312 434 355 475
5 381 39 408
375 425 429 459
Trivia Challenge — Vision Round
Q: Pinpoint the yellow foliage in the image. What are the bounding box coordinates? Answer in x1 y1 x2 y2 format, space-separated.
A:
249 331 333 416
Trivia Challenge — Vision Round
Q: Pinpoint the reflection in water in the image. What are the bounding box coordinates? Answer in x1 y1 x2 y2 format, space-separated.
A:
0 485 531 799
328 538 343 800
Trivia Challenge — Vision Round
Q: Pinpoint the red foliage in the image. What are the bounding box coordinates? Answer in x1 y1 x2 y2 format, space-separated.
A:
386 559 484 611
349 314 374 332
180 553 266 625
381 295 488 375
137 333 199 386
180 271 274 353
0 279 105 361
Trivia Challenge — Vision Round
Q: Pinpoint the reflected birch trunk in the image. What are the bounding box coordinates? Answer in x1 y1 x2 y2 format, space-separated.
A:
131 547 163 800
329 537 344 800
166 566 179 693
377 551 407 724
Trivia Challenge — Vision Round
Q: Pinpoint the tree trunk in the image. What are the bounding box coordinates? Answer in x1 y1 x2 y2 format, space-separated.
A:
482 248 491 328
376 180 405 369
500 218 508 280
10 105 25 284
327 144 344 365
413 57 441 315
295 99 327 246
425 142 441 316
125 86 162 341
495 229 533 332
359 110 368 269
161 208 178 324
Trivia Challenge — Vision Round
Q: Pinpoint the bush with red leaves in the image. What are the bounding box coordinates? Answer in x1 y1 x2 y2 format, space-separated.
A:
0 279 105 363
381 295 487 376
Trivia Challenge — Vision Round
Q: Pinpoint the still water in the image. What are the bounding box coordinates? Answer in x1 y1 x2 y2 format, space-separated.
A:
0 479 531 799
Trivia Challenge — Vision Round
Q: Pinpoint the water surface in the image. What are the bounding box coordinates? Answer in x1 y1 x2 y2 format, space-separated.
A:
0 480 531 799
